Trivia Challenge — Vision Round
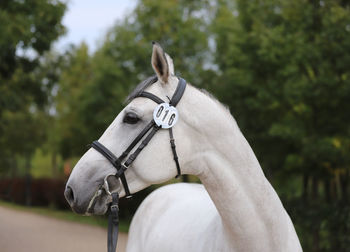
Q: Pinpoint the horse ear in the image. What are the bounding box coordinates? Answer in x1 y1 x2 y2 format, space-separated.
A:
151 42 170 84
165 53 175 76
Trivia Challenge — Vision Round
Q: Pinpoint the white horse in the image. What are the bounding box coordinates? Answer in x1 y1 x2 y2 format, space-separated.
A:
65 43 302 251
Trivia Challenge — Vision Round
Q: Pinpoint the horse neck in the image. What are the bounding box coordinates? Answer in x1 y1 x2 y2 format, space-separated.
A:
182 87 291 250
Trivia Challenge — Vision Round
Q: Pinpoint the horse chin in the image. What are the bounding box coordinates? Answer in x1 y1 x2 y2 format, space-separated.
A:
85 175 122 215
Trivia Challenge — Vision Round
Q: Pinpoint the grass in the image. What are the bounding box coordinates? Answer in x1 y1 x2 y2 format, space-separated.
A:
0 200 130 232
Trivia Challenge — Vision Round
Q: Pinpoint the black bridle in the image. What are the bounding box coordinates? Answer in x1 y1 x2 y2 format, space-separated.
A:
90 77 187 252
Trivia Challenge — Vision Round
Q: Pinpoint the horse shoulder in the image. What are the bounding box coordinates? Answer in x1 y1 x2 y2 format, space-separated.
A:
126 183 230 252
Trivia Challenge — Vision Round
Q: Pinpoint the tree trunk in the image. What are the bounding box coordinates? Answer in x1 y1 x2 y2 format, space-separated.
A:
330 178 338 200
311 176 318 200
25 156 32 206
312 227 320 252
340 169 349 203
324 178 331 203
8 158 17 201
52 151 57 177
311 176 320 251
303 174 309 200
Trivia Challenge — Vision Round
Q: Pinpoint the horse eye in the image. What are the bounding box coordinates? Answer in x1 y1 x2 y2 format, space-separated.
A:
123 112 140 124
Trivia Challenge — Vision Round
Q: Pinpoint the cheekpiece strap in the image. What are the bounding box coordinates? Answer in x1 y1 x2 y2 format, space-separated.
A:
107 192 119 252
120 120 156 160
170 78 186 106
169 128 181 178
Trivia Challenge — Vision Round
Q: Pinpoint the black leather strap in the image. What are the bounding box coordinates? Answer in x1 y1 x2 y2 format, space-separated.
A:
170 78 186 107
91 141 131 197
138 92 165 104
108 192 119 252
169 128 181 178
124 125 160 167
119 120 156 160
139 77 186 106
91 141 120 167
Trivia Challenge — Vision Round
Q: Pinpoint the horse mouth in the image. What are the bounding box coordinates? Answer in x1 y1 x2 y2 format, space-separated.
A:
86 175 121 215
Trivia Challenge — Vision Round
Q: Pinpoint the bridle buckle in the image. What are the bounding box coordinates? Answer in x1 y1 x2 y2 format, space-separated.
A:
110 204 119 212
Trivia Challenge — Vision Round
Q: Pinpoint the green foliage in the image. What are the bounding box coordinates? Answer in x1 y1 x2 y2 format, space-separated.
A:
51 1 350 249
1 0 349 250
0 0 66 112
214 0 350 176
31 148 63 178
213 0 350 250
54 0 213 157
286 198 350 251
54 43 94 158
0 0 66 174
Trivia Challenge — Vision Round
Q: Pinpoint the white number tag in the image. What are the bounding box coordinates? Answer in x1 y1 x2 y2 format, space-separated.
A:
153 103 178 129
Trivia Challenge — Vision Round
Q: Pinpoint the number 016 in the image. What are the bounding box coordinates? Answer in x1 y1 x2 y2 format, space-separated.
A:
153 103 178 128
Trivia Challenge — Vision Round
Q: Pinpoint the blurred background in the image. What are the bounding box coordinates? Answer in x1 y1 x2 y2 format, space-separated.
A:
0 0 349 251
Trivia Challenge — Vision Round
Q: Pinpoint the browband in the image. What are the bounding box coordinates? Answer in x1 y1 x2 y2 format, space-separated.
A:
138 77 186 105
137 92 164 104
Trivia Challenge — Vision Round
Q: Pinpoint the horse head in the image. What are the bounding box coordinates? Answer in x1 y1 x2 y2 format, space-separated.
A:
64 43 198 215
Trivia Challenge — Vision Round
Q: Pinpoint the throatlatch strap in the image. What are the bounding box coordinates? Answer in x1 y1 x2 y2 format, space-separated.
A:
108 192 119 252
169 128 181 178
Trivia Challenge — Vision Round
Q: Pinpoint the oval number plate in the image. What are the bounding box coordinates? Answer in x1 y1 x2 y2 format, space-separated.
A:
153 103 178 129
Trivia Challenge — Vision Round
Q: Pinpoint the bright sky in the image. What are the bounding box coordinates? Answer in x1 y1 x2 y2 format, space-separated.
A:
54 0 137 52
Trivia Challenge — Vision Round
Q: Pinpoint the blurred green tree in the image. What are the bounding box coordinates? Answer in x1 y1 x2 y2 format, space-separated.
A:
213 0 350 250
55 0 213 158
28 0 349 249
55 43 94 159
0 0 66 174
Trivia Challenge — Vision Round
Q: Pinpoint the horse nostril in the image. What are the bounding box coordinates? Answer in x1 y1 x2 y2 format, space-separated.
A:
64 186 75 206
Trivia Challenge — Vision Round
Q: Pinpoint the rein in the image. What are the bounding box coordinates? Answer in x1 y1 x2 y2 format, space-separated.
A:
90 77 187 252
